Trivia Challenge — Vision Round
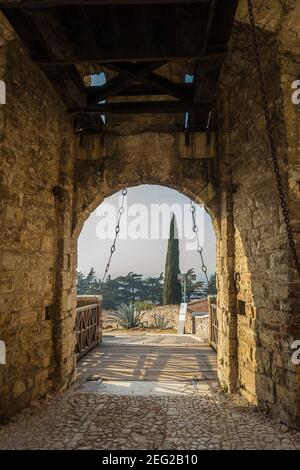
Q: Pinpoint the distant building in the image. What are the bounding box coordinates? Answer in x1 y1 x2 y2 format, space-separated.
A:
187 298 209 315
185 298 209 341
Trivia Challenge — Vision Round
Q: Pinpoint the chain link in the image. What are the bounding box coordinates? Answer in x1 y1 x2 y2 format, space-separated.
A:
189 190 209 286
100 188 127 287
248 0 300 277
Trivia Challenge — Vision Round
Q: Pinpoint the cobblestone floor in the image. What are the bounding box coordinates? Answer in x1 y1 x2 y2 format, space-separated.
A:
0 382 300 450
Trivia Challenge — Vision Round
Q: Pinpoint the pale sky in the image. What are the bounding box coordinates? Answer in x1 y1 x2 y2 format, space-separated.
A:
78 185 216 281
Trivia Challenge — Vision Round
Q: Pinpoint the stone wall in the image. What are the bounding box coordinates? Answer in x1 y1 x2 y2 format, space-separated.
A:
0 13 77 420
103 305 180 330
103 305 209 340
184 312 209 340
216 0 300 427
73 132 217 239
193 316 209 340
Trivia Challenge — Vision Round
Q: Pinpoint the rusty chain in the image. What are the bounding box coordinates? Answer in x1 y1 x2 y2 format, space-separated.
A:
248 0 300 276
100 188 127 287
189 189 210 286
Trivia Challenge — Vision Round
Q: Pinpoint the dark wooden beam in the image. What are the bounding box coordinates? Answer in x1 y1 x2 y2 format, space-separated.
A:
87 62 165 104
144 73 193 100
2 8 87 108
23 8 76 60
206 0 238 50
27 8 87 107
0 0 238 129
187 0 218 129
9 2 213 64
33 51 227 65
201 0 217 54
105 63 193 101
0 1 213 8
88 83 193 99
69 101 212 115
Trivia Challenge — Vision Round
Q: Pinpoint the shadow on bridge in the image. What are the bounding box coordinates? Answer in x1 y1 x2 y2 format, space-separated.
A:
77 334 217 383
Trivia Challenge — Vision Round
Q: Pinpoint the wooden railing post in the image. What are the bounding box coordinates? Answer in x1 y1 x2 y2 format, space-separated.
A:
97 297 103 344
208 295 218 351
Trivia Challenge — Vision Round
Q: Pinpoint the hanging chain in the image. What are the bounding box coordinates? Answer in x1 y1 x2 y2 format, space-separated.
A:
248 0 300 277
189 193 210 286
100 188 127 287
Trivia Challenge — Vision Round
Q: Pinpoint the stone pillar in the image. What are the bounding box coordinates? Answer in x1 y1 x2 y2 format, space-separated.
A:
52 186 76 390
216 171 238 393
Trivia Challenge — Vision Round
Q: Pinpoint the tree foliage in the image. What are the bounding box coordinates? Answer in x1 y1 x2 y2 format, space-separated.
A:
206 273 217 296
76 270 164 309
163 214 181 305
76 268 217 308
185 268 206 300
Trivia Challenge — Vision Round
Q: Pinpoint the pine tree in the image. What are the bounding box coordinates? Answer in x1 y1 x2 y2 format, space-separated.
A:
76 271 87 294
207 273 217 296
185 268 206 300
163 214 181 305
86 267 97 294
144 274 163 304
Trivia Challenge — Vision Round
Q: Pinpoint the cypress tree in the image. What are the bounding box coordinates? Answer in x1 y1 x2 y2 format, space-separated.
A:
163 214 181 305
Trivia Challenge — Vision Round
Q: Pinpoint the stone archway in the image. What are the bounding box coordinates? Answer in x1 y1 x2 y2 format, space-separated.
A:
0 1 300 430
72 132 219 239
66 133 238 404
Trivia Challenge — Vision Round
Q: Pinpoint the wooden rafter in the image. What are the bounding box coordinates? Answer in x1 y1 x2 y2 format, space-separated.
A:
87 62 165 104
0 1 214 8
0 0 239 132
70 101 212 115
3 7 87 108
201 0 217 54
87 83 193 98
4 2 214 64
188 0 236 129
33 50 227 66
187 0 218 129
101 63 193 102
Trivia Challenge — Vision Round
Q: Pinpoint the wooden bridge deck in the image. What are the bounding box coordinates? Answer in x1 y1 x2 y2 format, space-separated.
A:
77 334 217 382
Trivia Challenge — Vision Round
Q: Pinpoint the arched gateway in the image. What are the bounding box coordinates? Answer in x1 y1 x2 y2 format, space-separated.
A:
0 0 299 429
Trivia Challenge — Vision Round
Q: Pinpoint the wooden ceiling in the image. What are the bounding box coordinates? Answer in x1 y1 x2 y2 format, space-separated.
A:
0 0 238 135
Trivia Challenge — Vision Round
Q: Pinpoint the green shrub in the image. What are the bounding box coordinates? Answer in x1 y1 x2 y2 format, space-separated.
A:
153 312 169 329
108 302 146 329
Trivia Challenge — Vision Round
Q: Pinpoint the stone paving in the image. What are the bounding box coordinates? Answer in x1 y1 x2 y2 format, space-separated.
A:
1 336 300 450
0 382 300 450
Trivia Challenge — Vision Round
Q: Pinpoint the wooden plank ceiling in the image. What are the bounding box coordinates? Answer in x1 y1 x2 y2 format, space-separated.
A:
0 0 238 135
